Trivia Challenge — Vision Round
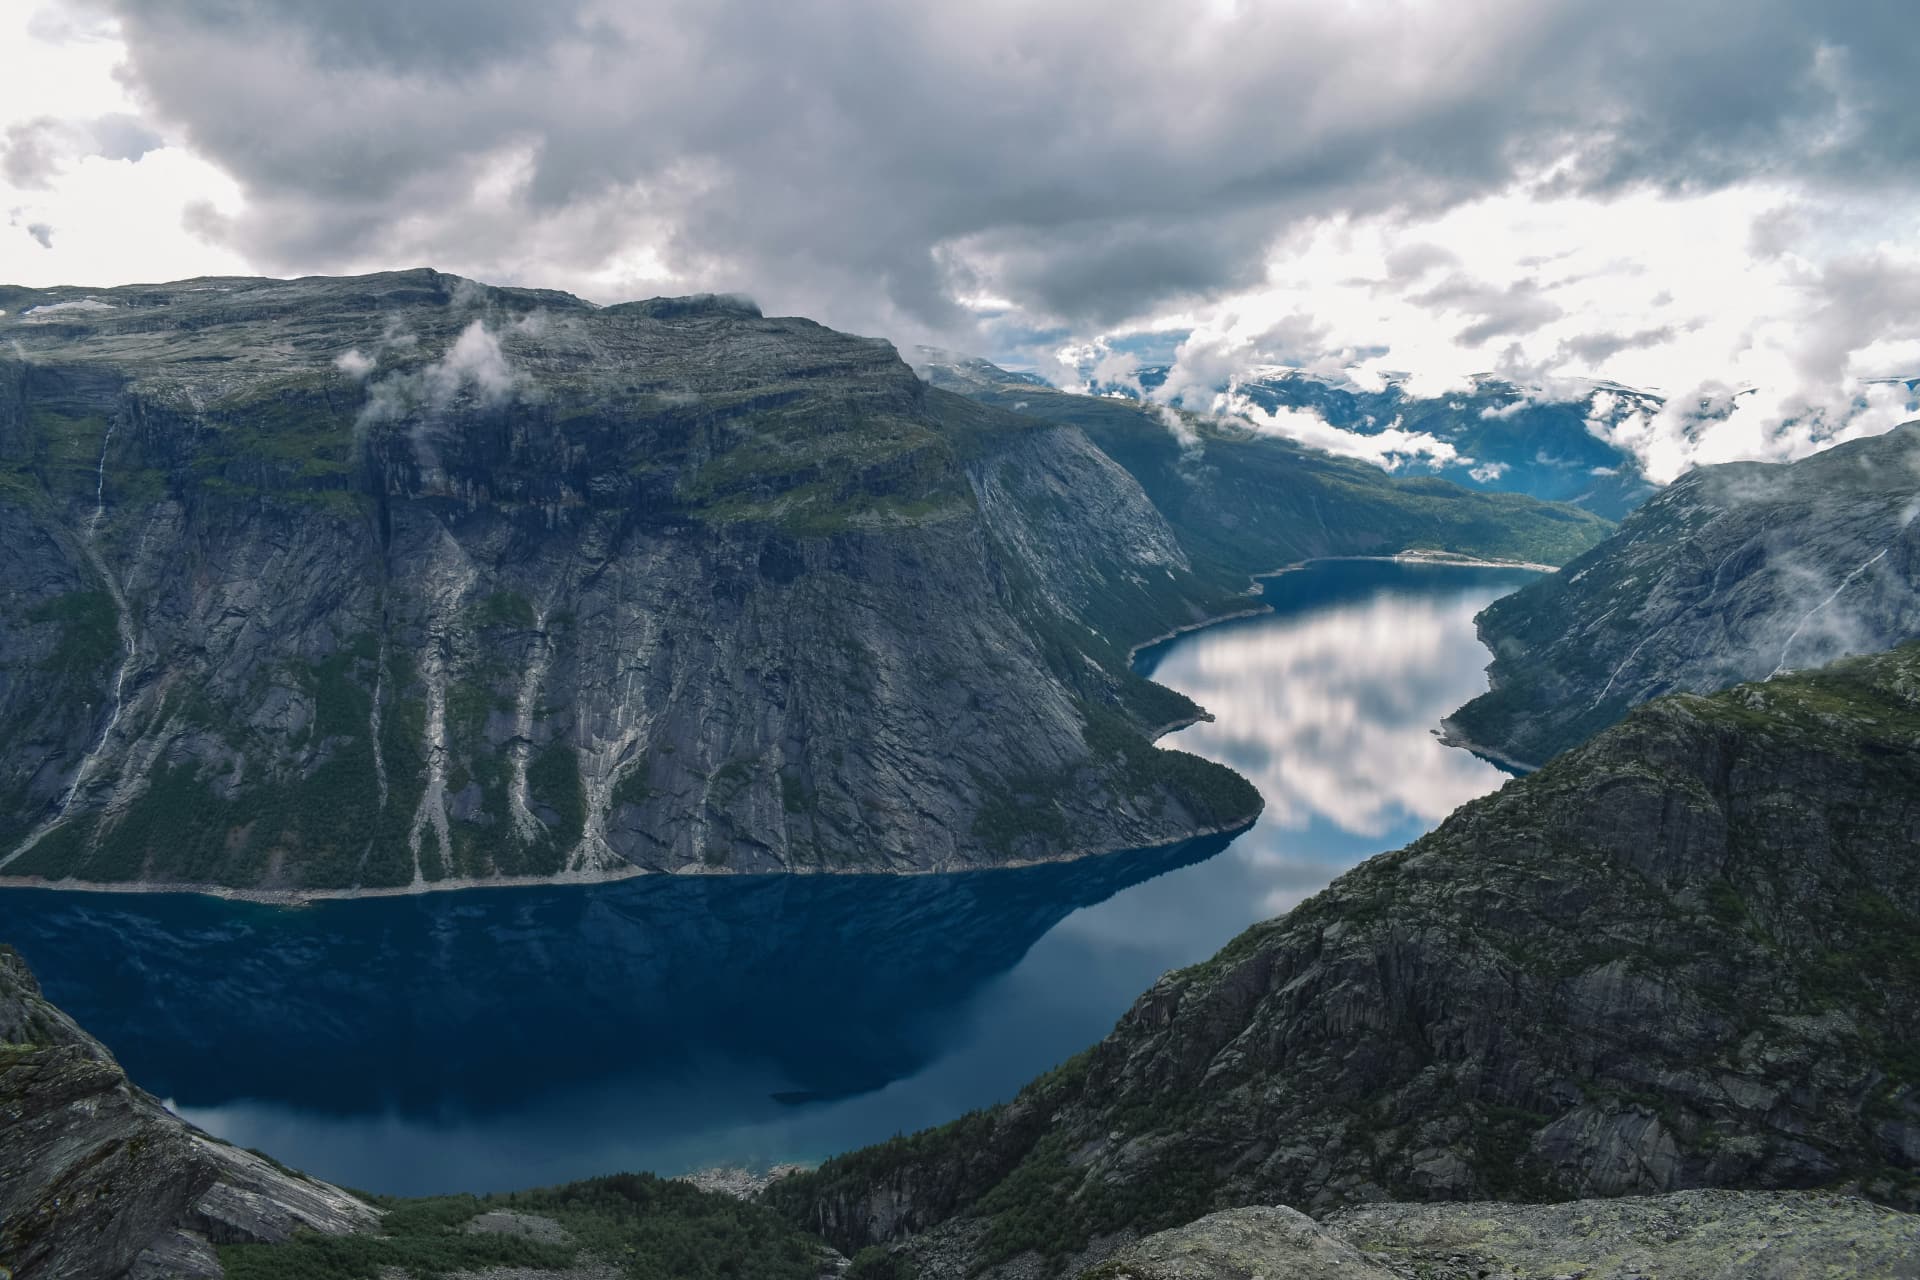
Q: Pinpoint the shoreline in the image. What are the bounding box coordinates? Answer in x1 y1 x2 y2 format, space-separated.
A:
1432 720 1541 775
0 551 1544 908
1127 548 1551 670
0 813 1262 907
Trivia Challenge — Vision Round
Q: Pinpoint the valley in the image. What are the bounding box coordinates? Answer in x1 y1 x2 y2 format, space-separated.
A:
0 273 1602 895
0 274 1913 1280
0 558 1533 1197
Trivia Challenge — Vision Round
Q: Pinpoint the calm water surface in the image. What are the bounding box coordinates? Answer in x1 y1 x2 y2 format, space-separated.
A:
0 560 1534 1195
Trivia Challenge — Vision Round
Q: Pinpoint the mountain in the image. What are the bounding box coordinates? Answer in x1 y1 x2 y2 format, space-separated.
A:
914 357 1614 583
0 271 1602 896
0 943 377 1278
927 352 1657 521
769 643 1920 1275
1211 369 1658 520
1446 423 1920 767
9 938 1905 1279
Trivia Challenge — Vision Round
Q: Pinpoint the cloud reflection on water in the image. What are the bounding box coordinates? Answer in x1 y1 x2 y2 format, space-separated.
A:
1158 584 1517 835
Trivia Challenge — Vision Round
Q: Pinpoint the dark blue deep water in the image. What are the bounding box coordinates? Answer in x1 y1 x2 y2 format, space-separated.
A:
0 559 1536 1195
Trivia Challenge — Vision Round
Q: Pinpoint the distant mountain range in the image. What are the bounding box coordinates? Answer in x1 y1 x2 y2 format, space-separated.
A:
918 350 1658 521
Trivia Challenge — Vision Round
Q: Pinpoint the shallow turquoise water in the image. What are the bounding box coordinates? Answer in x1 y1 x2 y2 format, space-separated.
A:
0 559 1535 1195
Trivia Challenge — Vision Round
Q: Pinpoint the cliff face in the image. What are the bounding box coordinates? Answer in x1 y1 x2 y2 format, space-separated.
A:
0 944 377 1279
917 355 1617 576
773 644 1920 1272
0 271 1609 895
1445 423 1920 767
0 271 1265 892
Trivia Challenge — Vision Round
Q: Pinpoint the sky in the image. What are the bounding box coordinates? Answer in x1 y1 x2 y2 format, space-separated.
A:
3 0 1917 483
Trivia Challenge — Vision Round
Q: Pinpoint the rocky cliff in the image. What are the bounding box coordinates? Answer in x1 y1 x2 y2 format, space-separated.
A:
771 643 1920 1274
1446 422 1920 767
0 944 377 1279
0 271 1266 893
0 271 1602 895
917 353 1628 549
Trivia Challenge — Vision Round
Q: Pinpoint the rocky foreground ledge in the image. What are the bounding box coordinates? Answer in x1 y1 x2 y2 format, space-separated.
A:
0 945 377 1278
1078 1193 1919 1280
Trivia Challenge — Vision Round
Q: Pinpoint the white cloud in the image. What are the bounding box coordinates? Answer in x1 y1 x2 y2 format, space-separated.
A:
1094 183 1920 483
0 8 248 286
1228 400 1460 471
357 320 519 430
334 348 375 379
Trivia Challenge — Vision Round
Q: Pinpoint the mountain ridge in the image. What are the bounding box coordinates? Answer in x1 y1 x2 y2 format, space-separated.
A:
769 641 1920 1276
1445 421 1920 767
0 270 1606 898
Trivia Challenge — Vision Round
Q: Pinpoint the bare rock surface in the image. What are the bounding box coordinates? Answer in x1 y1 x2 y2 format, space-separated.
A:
1078 1192 1920 1280
0 944 377 1279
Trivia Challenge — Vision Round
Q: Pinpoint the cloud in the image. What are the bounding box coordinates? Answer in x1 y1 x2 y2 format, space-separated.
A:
25 220 51 248
1412 275 1565 348
356 319 519 430
1383 242 1460 283
1228 401 1459 472
2 112 162 187
89 0 1920 343
334 347 374 379
4 0 1917 489
1152 403 1204 463
1558 326 1677 365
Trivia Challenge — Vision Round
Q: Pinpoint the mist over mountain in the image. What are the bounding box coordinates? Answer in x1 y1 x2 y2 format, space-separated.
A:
1447 422 1920 767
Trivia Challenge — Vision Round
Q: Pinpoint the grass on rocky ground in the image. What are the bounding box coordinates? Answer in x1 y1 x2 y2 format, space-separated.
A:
217 1172 823 1280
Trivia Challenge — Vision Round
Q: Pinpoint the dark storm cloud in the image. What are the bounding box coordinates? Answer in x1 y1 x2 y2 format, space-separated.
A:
101 0 1920 340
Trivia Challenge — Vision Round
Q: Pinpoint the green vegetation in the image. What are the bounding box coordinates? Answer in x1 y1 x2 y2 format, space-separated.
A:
473 590 537 630
845 1245 916 1279
27 590 120 680
957 382 1611 573
780 773 817 815
527 740 586 849
219 1174 821 1280
966 702 1261 860
969 764 1072 858
681 405 979 535
26 408 114 489
612 757 657 809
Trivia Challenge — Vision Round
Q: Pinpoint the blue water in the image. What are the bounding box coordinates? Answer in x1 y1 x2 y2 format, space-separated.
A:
0 559 1535 1195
